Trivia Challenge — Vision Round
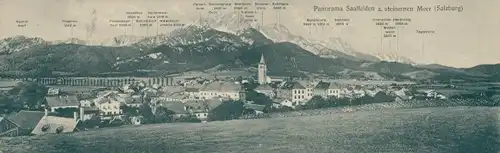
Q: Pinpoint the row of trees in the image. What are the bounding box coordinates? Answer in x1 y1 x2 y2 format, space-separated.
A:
242 80 398 112
120 104 175 124
298 92 396 110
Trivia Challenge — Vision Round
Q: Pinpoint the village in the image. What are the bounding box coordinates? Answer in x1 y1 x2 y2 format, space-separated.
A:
0 54 449 137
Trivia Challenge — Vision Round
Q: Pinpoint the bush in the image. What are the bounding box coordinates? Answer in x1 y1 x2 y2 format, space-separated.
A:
7 81 48 110
208 100 244 121
239 113 271 120
297 93 395 111
245 90 273 106
152 107 175 123
304 96 330 109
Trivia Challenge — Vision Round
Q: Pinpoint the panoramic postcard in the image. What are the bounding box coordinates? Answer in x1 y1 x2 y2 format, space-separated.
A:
0 0 499 152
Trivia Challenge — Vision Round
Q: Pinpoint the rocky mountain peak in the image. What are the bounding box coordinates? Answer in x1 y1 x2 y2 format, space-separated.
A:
0 35 48 54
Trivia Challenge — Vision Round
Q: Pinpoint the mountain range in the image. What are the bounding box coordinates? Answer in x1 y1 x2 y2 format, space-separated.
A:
0 22 499 81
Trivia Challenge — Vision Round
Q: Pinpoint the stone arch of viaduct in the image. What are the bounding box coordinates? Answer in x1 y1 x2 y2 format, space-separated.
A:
35 77 175 87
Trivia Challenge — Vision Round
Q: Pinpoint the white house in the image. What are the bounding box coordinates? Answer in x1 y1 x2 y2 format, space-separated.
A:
79 99 93 108
291 83 307 103
198 81 244 100
183 98 224 121
298 81 316 100
254 84 274 97
163 92 188 102
276 99 295 109
243 103 266 115
31 115 80 135
184 88 200 97
327 83 342 98
47 88 61 96
276 81 308 103
313 81 330 98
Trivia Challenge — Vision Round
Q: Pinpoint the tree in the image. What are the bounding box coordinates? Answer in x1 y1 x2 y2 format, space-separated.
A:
208 100 244 121
138 104 154 123
26 65 52 78
0 92 21 114
175 116 202 123
120 105 139 116
304 96 330 109
327 97 350 107
324 96 339 107
8 81 48 110
268 106 294 113
350 95 373 105
245 90 273 106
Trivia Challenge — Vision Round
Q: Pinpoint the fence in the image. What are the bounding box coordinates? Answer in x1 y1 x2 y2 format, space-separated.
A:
267 99 499 118
34 77 176 87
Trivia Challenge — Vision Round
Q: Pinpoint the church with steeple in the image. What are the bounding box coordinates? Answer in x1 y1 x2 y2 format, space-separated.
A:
258 53 267 84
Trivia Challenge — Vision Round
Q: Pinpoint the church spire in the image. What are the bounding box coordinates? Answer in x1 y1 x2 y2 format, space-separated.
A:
260 53 265 64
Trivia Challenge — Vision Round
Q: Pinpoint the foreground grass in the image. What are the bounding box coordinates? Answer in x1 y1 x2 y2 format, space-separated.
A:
1 107 499 153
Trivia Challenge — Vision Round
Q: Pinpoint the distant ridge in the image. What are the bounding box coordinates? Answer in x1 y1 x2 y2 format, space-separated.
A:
0 25 499 82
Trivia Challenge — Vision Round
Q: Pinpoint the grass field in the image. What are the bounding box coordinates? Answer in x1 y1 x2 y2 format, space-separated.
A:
1 106 499 153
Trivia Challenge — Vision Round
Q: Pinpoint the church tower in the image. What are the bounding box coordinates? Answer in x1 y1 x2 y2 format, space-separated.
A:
258 53 267 84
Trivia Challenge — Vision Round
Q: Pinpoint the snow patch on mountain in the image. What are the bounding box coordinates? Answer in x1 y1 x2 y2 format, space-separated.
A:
147 52 163 59
194 11 259 35
52 38 87 45
1 10 418 66
0 35 47 54
373 52 416 65
402 70 439 80
260 24 329 55
132 34 170 49
50 35 145 47
131 25 248 50
239 36 254 45
97 35 145 46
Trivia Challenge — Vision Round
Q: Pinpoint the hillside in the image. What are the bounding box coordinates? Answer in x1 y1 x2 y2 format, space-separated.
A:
0 44 142 76
0 27 367 78
0 107 498 153
240 42 364 76
0 36 48 55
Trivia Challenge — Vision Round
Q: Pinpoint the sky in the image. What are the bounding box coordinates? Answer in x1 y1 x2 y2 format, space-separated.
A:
0 0 499 68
